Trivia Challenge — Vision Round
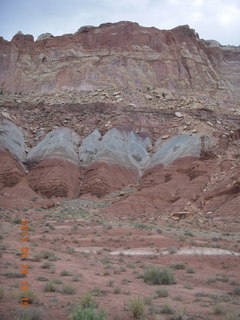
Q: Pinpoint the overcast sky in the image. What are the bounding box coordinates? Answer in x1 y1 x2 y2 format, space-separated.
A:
0 0 240 45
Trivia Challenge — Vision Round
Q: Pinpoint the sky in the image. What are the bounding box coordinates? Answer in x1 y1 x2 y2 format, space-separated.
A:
0 0 240 45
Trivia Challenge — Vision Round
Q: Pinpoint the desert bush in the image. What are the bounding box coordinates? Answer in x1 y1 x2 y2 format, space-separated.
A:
154 288 168 298
160 303 175 314
70 305 106 320
143 267 175 285
39 250 58 261
170 263 185 270
186 267 195 274
60 270 72 276
80 293 97 308
14 308 42 320
113 287 121 294
128 297 145 319
61 285 76 295
44 281 56 292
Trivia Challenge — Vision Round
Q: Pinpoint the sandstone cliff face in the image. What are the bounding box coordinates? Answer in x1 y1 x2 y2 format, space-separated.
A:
0 22 239 100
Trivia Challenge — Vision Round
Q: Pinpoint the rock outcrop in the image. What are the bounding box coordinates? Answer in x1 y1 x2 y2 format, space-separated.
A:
80 127 150 196
0 22 239 101
148 134 210 168
0 120 26 190
27 127 81 198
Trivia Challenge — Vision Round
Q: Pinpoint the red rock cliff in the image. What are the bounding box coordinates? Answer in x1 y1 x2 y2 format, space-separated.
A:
0 22 239 100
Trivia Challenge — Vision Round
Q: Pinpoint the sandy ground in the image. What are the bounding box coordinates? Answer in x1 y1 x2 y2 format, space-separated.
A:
0 198 239 320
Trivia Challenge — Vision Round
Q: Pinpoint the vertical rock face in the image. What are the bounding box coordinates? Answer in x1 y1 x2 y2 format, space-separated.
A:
0 22 239 99
27 127 81 198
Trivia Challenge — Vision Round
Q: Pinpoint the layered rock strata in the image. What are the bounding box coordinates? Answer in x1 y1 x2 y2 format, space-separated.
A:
27 127 81 198
0 22 239 101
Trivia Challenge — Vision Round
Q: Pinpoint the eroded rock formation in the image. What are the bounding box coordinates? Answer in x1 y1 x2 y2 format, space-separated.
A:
0 22 239 101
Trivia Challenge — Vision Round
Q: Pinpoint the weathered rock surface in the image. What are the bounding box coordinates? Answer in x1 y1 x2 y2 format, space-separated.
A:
28 158 81 198
80 162 138 197
79 127 150 196
106 157 215 215
27 127 80 166
0 119 26 163
0 22 239 101
0 120 26 191
79 129 101 166
26 127 81 198
148 134 210 168
94 127 150 170
0 149 25 191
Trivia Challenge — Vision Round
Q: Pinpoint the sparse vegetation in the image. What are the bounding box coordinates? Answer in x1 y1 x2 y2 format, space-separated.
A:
70 305 106 320
60 270 72 276
213 304 225 315
40 261 54 269
233 287 240 295
12 217 22 224
113 287 121 294
80 293 97 308
19 290 38 304
143 267 175 285
61 284 76 295
154 288 168 298
160 303 175 314
170 262 185 270
14 308 42 320
127 296 145 319
44 280 56 292
184 230 194 237
186 267 195 274
4 272 26 278
106 279 114 287
38 250 58 261
72 273 81 282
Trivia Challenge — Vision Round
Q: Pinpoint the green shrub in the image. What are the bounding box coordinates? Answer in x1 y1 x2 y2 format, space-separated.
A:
154 288 168 298
128 297 145 319
39 250 58 261
186 267 195 274
61 285 76 295
44 281 56 292
60 270 72 276
52 278 62 284
70 305 106 320
143 267 175 285
170 263 185 270
80 293 96 308
160 303 175 314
